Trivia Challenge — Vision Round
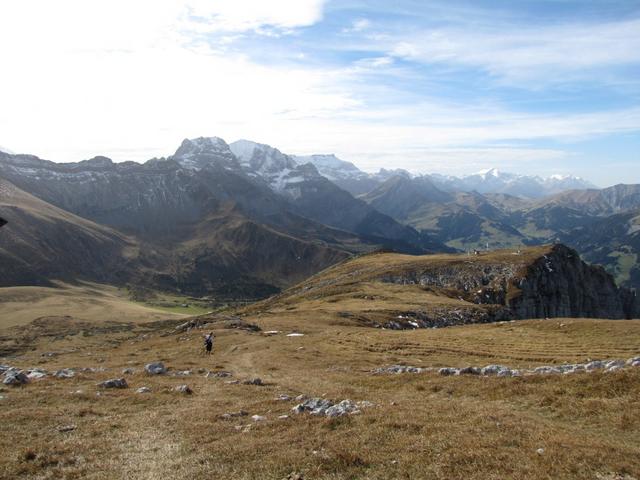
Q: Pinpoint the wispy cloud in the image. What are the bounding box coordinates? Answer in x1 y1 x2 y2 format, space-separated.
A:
386 17 640 86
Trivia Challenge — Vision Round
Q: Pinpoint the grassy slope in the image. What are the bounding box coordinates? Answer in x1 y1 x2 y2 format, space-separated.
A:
1 247 638 479
247 246 551 317
0 282 188 329
0 312 639 479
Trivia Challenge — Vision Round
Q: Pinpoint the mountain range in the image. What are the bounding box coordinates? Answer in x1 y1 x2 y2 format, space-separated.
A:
0 137 638 297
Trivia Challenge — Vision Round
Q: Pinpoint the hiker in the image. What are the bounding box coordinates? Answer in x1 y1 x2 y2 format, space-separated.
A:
204 332 214 355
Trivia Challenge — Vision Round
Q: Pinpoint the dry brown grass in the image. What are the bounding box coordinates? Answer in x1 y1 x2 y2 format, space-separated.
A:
0 282 187 329
1 309 639 479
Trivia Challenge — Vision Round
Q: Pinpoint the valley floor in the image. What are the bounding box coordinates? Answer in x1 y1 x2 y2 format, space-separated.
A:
0 282 189 329
0 309 639 479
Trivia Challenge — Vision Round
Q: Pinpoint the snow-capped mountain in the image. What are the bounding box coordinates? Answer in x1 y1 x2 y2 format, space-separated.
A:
0 145 14 154
172 137 240 170
429 168 596 198
230 140 320 196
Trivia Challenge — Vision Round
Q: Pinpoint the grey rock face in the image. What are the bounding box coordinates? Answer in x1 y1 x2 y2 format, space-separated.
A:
98 378 128 389
438 367 459 376
145 362 167 375
53 368 75 379
509 245 637 319
3 371 29 386
381 244 637 322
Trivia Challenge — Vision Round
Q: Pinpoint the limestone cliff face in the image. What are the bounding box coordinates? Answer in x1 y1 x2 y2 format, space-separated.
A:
508 244 637 319
379 244 637 320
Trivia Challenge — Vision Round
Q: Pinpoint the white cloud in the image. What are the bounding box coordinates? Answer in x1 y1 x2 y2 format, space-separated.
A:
343 18 371 33
0 0 638 185
184 0 326 32
388 17 640 84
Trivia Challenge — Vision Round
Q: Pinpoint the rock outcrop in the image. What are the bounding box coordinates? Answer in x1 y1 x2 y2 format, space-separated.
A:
508 245 637 319
381 244 637 320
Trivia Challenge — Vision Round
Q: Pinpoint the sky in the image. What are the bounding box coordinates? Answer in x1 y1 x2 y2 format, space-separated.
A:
0 0 639 186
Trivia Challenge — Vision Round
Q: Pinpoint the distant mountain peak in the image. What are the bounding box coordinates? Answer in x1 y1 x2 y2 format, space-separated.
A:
172 136 240 170
476 167 502 178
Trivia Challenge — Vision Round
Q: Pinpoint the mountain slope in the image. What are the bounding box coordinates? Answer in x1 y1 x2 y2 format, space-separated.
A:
0 178 136 286
0 149 392 298
228 139 442 252
534 184 640 216
557 209 640 288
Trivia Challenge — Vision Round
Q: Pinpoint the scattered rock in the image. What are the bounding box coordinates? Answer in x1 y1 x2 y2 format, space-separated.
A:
286 333 305 337
175 318 206 332
278 415 290 420
206 371 232 378
325 400 361 417
605 360 625 371
57 424 76 433
533 366 562 375
293 397 334 415
3 371 29 386
626 356 640 365
97 378 128 389
438 367 459 376
292 397 372 417
536 448 545 455
174 370 192 376
26 369 47 380
225 380 240 385
53 369 75 379
122 368 135 375
219 410 248 420
136 387 151 394
480 365 510 376
175 384 192 394
251 415 266 422
373 365 424 374
243 378 263 386
0 365 12 374
276 394 292 401
225 318 261 332
145 362 167 375
458 366 481 375
585 360 605 371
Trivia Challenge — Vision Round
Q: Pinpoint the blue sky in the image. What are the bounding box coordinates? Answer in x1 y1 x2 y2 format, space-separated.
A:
0 0 639 186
